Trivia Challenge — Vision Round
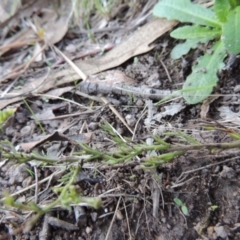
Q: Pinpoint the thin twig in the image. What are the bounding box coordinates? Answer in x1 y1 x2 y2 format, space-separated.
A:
123 198 132 240
175 156 240 184
34 166 39 204
105 197 121 240
160 59 173 83
101 96 134 134
169 140 240 152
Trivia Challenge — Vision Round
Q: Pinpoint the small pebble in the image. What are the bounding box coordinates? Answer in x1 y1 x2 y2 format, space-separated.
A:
222 95 232 101
135 99 144 107
20 125 32 137
125 114 136 127
220 166 236 179
161 217 166 223
88 122 98 130
214 166 220 173
116 210 123 220
65 44 77 53
116 127 124 135
234 85 240 93
86 227 92 234
214 225 228 239
22 176 33 188
90 212 98 222
5 127 15 137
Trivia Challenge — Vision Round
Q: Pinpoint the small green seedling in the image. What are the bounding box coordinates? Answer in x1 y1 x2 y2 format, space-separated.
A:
153 0 240 104
174 197 189 216
210 205 218 211
0 108 15 126
26 168 35 178
0 108 16 132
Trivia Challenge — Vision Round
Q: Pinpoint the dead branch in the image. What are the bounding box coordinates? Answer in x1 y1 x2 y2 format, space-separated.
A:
78 81 179 100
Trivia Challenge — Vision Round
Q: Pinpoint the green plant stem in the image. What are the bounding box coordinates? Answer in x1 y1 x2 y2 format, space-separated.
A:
0 148 61 164
42 164 81 212
169 140 240 152
2 139 240 166
23 99 46 135
0 144 81 164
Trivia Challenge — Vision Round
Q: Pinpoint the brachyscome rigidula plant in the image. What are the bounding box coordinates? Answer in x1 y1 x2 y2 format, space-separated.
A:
153 0 240 104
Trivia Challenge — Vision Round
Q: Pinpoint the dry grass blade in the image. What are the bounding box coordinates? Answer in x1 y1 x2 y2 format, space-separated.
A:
53 45 87 80
105 197 121 240
101 96 134 134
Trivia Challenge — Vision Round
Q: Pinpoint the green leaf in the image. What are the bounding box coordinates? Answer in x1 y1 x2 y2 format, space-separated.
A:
0 108 15 125
210 205 218 211
174 197 183 206
192 42 226 73
183 41 227 104
171 26 221 39
229 0 240 8
214 0 230 22
183 72 218 104
170 37 212 59
153 0 221 27
181 205 189 215
222 6 240 54
171 39 199 59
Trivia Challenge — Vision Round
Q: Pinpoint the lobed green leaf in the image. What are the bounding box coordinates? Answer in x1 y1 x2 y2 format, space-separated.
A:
182 72 218 104
222 6 240 54
153 0 221 27
214 0 230 22
191 42 226 73
170 25 221 39
171 39 199 59
170 37 213 59
183 41 227 104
